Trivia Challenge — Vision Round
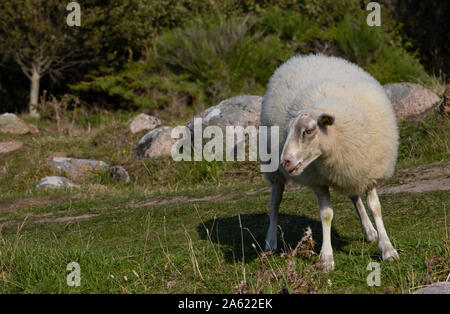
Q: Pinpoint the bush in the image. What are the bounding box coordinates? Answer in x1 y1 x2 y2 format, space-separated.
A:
155 14 289 102
70 3 433 115
335 15 382 66
366 45 429 84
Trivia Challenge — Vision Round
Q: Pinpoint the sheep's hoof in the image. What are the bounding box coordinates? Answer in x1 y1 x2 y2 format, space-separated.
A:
382 248 400 261
364 227 378 243
319 255 335 273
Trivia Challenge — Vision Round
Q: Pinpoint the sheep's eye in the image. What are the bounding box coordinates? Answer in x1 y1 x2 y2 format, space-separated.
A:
305 128 313 135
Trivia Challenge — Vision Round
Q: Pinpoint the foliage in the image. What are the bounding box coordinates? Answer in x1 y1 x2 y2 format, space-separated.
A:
72 3 432 115
381 0 449 78
335 15 383 66
0 0 441 115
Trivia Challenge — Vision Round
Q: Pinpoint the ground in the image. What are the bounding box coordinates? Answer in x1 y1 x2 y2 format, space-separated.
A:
0 111 448 293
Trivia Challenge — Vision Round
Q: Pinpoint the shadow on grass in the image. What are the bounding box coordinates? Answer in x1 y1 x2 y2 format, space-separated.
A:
197 213 349 264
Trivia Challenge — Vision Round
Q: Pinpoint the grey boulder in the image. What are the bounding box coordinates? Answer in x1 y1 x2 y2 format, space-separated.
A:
129 113 162 134
383 83 441 121
0 113 39 135
36 176 78 189
0 141 24 154
412 282 450 294
185 95 262 158
133 126 179 158
48 157 109 179
186 95 262 133
110 165 131 183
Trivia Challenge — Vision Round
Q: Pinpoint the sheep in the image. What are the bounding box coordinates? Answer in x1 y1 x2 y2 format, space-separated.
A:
260 54 399 272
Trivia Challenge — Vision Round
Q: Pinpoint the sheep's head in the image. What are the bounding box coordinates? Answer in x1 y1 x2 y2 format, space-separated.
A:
281 106 334 176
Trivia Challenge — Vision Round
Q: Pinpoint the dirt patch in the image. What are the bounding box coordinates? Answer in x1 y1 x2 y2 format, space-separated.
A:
34 214 100 224
0 196 72 212
379 177 450 194
1 163 448 215
0 213 100 228
130 193 234 207
129 163 450 208
395 162 450 182
380 162 450 194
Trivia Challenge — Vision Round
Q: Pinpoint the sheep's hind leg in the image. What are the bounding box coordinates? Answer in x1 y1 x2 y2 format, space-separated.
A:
264 172 285 252
366 188 399 261
314 186 335 272
349 195 378 243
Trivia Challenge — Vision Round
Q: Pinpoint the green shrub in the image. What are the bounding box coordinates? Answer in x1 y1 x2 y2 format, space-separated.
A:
70 3 434 115
155 14 289 102
335 15 383 66
70 62 205 115
365 45 429 84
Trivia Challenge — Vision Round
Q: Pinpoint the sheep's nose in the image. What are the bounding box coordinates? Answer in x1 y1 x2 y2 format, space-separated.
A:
280 159 292 170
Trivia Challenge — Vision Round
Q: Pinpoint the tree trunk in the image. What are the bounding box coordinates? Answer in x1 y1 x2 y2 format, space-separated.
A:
29 67 41 117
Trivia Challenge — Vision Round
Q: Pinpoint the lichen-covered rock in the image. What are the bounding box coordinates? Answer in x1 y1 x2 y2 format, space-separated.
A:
185 95 262 158
109 165 130 183
412 282 450 294
186 95 262 133
129 113 162 134
36 176 78 189
48 157 109 179
0 113 39 135
133 126 178 158
383 83 441 121
0 141 24 154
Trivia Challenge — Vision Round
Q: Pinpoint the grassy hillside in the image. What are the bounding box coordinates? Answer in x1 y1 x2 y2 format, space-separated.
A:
0 112 448 293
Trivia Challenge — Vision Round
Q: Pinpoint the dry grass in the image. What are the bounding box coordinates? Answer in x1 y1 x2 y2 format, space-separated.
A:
234 227 324 294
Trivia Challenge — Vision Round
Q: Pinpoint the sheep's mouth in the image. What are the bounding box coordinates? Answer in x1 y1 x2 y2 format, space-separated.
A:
288 161 303 175
287 154 320 176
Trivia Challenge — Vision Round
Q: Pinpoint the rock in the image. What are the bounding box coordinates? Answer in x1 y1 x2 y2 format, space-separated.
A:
133 126 179 158
0 141 24 154
129 113 162 134
186 95 262 133
109 165 130 183
412 282 450 294
185 95 262 157
0 113 39 135
46 152 68 161
36 176 78 189
48 157 109 179
439 85 450 118
383 83 442 121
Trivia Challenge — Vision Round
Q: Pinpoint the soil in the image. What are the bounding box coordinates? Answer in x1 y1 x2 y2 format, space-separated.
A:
1 162 449 225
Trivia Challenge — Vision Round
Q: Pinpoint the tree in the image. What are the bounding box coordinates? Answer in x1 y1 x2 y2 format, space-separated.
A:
0 0 159 115
0 1 92 116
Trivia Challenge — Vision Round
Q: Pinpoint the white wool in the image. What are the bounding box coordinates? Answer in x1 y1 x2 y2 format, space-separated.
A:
261 54 399 195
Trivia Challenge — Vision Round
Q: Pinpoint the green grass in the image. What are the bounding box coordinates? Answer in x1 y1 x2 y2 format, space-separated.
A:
0 183 448 293
0 111 449 293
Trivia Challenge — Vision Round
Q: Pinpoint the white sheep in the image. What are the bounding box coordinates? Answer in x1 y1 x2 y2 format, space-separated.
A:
261 54 399 272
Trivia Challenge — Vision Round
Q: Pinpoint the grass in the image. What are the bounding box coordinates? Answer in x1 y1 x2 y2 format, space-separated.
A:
0 110 449 293
0 184 448 293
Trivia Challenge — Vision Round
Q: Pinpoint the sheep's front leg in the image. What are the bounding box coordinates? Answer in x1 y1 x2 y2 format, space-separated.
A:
350 195 378 243
314 186 334 272
264 173 285 252
366 188 399 261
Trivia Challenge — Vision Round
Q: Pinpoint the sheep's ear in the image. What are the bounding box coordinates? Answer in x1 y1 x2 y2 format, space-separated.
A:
318 113 335 127
285 105 301 117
